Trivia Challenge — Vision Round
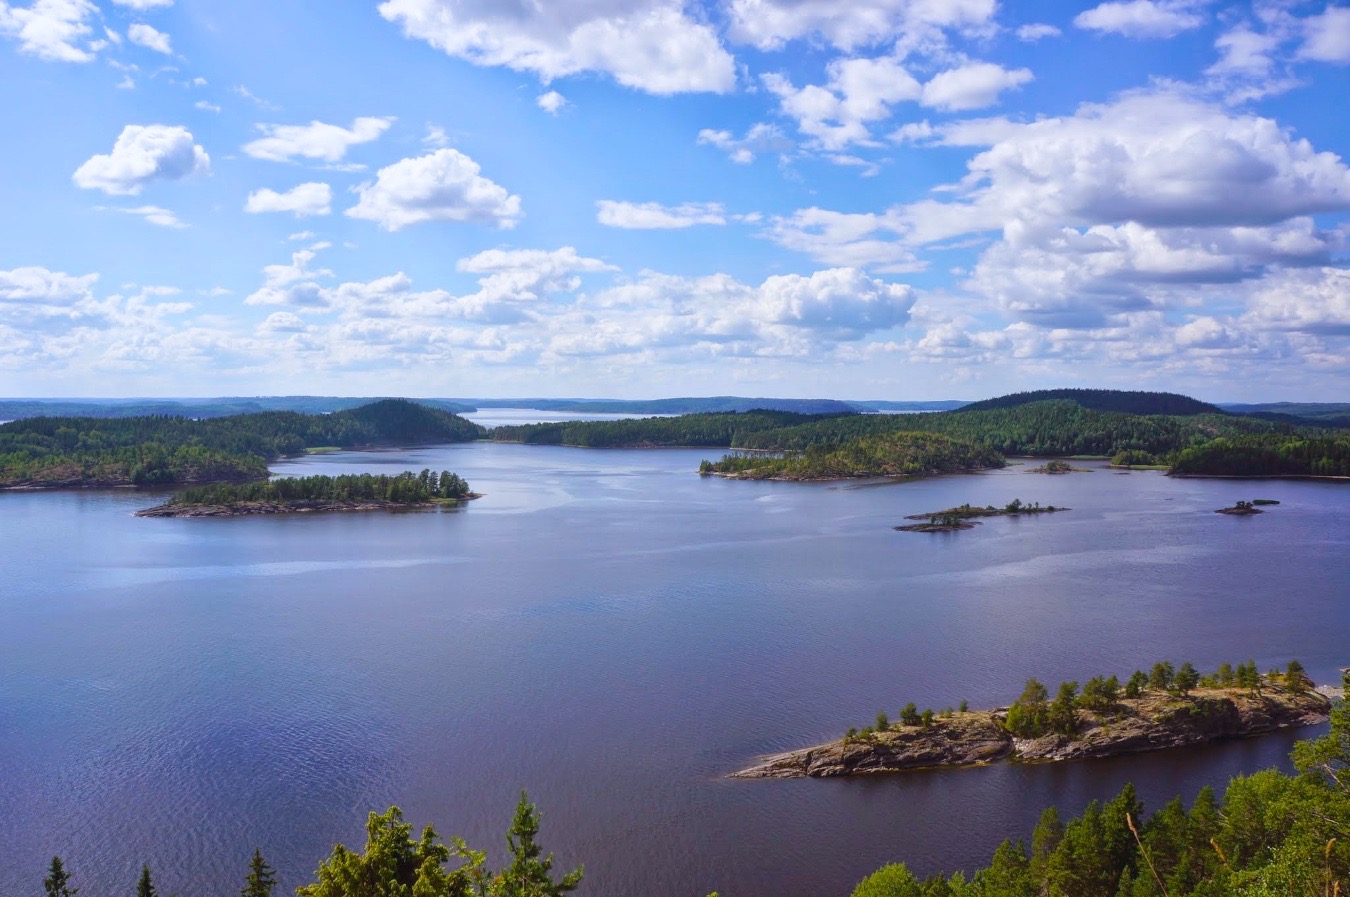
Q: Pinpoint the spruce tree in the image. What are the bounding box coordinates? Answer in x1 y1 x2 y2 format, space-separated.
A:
137 866 156 897
491 792 582 897
44 856 77 897
241 849 277 897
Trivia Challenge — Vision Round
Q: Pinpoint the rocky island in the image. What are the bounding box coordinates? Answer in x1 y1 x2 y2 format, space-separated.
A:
733 661 1332 779
136 470 478 518
894 499 1067 532
1216 500 1264 515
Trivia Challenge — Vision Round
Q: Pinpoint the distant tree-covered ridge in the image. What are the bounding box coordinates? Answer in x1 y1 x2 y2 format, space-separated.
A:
490 410 830 447
0 399 485 489
957 388 1224 415
164 470 473 507
699 432 1005 480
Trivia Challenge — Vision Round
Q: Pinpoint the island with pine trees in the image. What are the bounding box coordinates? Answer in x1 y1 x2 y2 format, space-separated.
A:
135 470 478 518
732 660 1331 778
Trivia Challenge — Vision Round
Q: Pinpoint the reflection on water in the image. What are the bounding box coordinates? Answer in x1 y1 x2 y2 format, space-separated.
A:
0 444 1346 897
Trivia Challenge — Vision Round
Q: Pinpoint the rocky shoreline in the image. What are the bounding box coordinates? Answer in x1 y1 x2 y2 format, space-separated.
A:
732 685 1331 779
135 495 481 518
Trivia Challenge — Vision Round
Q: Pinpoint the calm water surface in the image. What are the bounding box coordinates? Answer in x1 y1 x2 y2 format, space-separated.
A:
1 444 1347 896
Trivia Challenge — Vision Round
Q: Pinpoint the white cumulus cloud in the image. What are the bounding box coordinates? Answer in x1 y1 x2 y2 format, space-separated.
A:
1074 0 1204 39
242 117 393 164
245 182 333 217
763 56 922 150
920 62 1033 111
127 22 170 54
596 200 728 229
72 124 209 195
536 90 567 114
377 0 736 95
726 0 997 51
1298 6 1350 64
97 204 188 228
346 148 521 231
0 0 98 62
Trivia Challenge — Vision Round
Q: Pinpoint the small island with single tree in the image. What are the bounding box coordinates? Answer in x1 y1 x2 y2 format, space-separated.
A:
733 660 1330 778
894 499 1068 532
136 470 478 518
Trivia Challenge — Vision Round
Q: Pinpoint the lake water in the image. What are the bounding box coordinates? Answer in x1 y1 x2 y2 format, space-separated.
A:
1 444 1347 896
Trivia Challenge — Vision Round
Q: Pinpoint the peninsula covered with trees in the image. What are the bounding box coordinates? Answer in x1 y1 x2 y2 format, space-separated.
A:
136 470 476 517
733 660 1331 778
0 399 484 489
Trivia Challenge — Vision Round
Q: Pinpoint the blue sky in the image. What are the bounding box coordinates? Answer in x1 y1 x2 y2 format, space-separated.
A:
1 0 1347 400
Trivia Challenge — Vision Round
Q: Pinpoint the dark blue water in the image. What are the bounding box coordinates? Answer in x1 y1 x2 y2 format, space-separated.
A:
1 444 1346 897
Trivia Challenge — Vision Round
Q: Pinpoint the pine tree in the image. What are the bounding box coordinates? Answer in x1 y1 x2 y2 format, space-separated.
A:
137 866 156 897
44 856 77 897
241 849 277 897
490 792 582 897
1175 662 1200 696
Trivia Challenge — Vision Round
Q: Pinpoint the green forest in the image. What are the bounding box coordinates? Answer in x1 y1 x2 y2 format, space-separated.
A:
699 432 1004 480
168 469 473 506
1170 434 1350 477
0 399 484 488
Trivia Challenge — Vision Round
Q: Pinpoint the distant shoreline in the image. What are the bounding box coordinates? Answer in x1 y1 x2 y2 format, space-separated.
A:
135 494 481 518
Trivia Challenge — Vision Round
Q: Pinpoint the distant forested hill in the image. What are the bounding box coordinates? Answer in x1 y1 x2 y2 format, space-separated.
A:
0 399 484 488
957 389 1223 415
491 410 829 447
0 396 476 421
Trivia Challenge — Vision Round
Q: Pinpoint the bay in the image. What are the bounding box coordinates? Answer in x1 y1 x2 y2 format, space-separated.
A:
1 442 1346 896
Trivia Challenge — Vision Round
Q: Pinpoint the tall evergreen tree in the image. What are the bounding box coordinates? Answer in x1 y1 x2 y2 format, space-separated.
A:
241 849 277 897
136 866 156 897
491 792 583 897
43 856 77 897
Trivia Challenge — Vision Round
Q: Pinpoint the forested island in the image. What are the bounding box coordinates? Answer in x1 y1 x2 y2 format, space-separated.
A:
0 399 484 489
135 470 476 517
734 660 1329 779
894 500 1067 532
698 432 1004 481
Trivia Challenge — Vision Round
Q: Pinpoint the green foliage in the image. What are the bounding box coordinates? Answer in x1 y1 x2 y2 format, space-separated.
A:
136 866 156 897
1284 660 1309 690
877 711 891 732
168 469 472 507
1174 662 1200 696
1110 449 1159 466
1006 679 1050 738
852 863 924 897
1125 671 1148 699
295 794 579 897
1170 433 1350 477
1047 682 1080 735
900 703 922 727
1293 670 1350 789
1149 662 1176 691
241 849 276 897
1079 676 1120 713
44 857 77 897
702 431 1005 480
494 792 583 897
0 400 485 488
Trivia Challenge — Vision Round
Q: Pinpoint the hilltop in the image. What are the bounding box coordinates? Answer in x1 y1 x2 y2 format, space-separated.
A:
957 388 1223 416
